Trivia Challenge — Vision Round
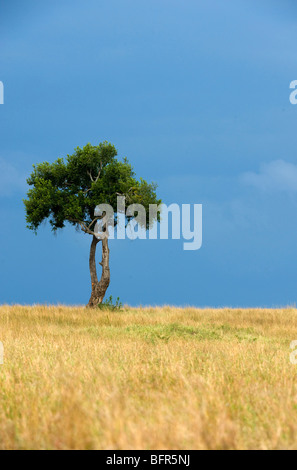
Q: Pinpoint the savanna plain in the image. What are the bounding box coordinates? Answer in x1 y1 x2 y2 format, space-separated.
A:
0 305 296 450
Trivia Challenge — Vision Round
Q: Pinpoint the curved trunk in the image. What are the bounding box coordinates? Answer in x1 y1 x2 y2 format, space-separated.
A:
87 235 110 308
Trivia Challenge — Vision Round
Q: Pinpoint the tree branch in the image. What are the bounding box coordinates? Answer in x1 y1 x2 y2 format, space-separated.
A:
87 170 94 183
116 186 138 203
67 218 103 238
88 216 102 230
87 161 103 184
84 162 103 194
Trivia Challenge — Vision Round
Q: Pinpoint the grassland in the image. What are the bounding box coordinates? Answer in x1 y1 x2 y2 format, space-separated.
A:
0 305 297 449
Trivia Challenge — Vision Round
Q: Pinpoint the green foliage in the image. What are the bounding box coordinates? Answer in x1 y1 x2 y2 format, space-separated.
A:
24 142 161 234
97 296 123 311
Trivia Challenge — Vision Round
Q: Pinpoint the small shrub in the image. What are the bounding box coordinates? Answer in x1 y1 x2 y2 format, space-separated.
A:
97 296 122 311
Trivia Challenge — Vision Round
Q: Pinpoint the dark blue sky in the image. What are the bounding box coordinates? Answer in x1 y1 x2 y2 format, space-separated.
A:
1 0 297 306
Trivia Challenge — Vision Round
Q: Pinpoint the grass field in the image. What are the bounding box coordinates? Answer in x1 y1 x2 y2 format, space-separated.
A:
0 305 297 450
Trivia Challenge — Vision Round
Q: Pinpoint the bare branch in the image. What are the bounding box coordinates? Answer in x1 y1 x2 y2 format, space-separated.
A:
87 161 103 184
67 218 103 239
88 216 101 230
116 186 139 203
94 161 103 183
84 161 103 194
87 170 94 182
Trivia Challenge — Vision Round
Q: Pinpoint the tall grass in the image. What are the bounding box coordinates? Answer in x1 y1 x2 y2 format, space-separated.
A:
0 305 297 449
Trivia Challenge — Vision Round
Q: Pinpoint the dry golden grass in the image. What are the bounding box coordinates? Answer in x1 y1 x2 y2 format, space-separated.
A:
0 305 297 449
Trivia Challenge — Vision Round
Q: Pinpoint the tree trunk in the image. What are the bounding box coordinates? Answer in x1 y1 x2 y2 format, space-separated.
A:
87 235 110 308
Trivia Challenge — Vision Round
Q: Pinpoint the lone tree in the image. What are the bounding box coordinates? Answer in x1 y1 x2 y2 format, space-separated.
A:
24 142 161 307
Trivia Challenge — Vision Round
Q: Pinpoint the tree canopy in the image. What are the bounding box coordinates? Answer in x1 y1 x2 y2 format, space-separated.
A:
24 142 161 236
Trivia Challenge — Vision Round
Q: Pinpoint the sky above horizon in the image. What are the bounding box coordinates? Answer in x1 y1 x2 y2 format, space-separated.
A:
1 0 297 307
